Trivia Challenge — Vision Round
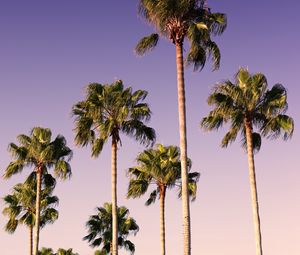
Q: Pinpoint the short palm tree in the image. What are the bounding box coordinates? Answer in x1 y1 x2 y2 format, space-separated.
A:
38 248 78 255
135 2 226 253
3 176 59 255
72 80 155 255
38 248 54 255
83 203 139 255
3 127 72 255
56 248 79 255
127 144 199 255
201 68 294 255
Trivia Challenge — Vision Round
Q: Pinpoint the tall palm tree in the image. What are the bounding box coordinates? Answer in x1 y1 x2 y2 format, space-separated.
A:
72 80 155 255
3 175 59 255
83 203 139 255
127 144 199 255
135 1 226 253
3 127 72 255
201 68 294 255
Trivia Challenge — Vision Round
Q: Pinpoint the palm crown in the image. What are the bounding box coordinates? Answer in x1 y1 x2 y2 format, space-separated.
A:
83 203 139 254
136 0 227 70
38 248 79 255
201 68 294 151
127 144 200 204
3 127 72 179
3 177 59 233
72 80 156 156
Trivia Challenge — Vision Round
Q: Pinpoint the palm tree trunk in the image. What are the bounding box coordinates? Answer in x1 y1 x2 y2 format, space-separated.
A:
33 167 42 255
29 225 33 255
175 42 191 255
111 136 118 255
160 185 167 255
245 121 263 255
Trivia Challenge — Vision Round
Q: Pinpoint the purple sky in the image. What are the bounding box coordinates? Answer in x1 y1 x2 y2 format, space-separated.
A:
0 1 299 254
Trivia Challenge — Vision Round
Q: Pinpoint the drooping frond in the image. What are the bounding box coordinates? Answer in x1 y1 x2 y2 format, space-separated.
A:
135 33 159 55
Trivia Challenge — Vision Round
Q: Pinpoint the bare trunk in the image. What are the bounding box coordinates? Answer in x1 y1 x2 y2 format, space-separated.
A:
175 42 191 255
160 185 166 255
245 121 263 255
29 225 33 255
33 167 42 255
111 137 118 255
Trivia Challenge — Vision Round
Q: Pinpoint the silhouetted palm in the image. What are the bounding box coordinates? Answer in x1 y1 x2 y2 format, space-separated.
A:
84 203 139 255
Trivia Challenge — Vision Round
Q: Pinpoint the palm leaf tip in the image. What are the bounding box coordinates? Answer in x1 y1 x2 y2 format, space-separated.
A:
135 33 159 56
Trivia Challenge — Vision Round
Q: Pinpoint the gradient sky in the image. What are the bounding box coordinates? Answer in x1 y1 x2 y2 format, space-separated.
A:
0 1 299 254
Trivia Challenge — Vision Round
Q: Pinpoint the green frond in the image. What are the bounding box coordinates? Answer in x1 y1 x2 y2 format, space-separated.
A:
241 132 262 153
206 40 221 70
54 160 72 180
186 42 206 71
208 12 227 36
178 171 200 201
135 33 159 55
127 179 150 199
261 115 294 140
145 189 158 206
3 161 25 179
221 126 239 148
201 113 224 131
121 120 156 147
92 138 106 157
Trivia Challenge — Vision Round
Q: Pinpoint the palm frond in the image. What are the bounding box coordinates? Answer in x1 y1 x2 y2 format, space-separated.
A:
135 33 159 55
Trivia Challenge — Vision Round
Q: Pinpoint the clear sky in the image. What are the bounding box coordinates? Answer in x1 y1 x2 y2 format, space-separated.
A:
0 1 299 254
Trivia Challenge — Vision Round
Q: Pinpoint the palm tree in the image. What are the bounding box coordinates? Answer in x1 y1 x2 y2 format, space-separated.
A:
38 248 54 255
3 175 59 255
135 2 226 253
72 80 155 255
56 248 79 255
83 203 139 255
38 248 79 255
127 144 199 255
201 68 294 255
3 127 72 255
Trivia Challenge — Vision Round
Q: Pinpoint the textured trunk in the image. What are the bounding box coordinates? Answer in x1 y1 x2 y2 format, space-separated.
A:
111 136 118 255
159 185 167 255
175 42 191 255
29 225 33 255
33 167 42 255
245 121 263 255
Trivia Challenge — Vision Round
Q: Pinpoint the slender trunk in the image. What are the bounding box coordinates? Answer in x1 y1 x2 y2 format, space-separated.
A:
33 167 42 255
245 121 263 255
29 225 33 255
159 185 167 255
175 42 191 255
111 136 118 255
